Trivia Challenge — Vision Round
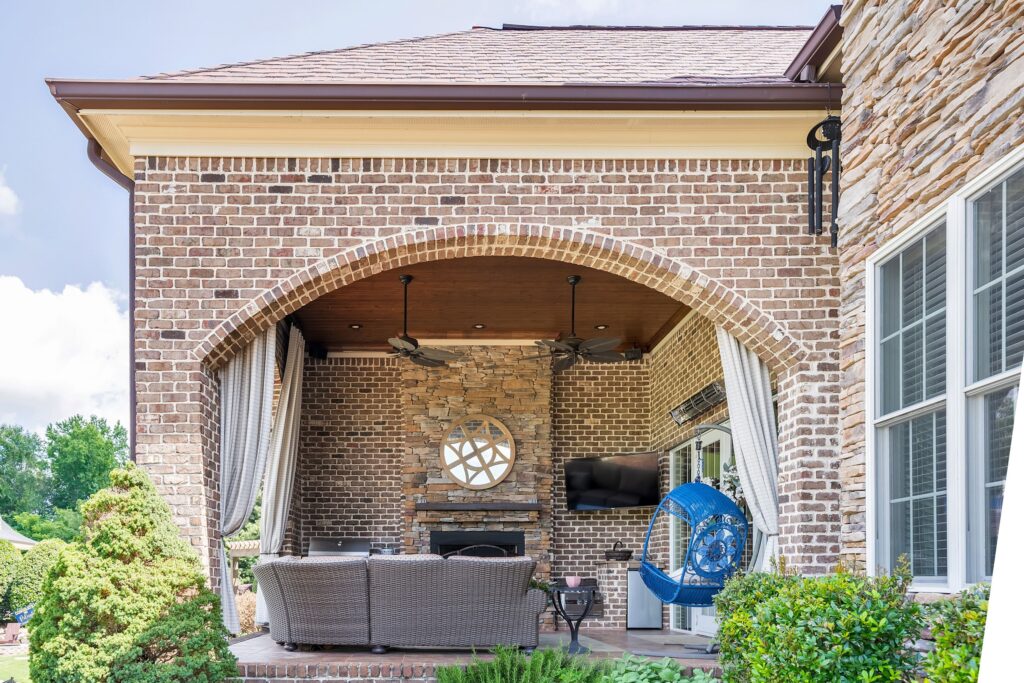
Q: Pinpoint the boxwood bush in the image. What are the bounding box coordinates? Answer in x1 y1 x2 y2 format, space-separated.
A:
28 464 237 682
922 583 989 683
6 538 66 614
0 539 20 618
716 560 922 683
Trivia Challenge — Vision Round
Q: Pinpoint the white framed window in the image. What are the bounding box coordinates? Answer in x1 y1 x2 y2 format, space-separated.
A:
867 145 1024 592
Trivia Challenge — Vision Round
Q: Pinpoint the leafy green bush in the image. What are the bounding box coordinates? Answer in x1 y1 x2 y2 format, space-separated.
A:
437 646 603 683
598 654 718 683
715 568 798 682
717 561 922 683
436 648 720 683
0 539 21 617
6 538 66 613
922 583 989 683
29 464 237 683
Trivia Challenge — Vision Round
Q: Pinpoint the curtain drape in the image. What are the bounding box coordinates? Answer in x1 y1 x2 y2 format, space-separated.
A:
217 328 276 634
715 327 780 572
255 324 305 625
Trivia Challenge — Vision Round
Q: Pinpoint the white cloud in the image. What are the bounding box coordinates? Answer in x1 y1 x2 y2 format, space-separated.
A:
0 276 128 433
0 171 20 216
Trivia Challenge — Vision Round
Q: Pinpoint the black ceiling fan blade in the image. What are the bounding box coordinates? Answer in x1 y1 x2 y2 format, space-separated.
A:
539 339 574 352
410 355 446 368
417 346 459 361
552 354 577 372
584 350 628 363
578 337 622 352
388 336 416 352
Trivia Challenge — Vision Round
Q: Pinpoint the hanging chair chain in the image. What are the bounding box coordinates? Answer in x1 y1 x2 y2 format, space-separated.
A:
694 436 704 484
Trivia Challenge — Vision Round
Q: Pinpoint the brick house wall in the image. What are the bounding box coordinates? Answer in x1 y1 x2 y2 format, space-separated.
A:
837 0 1024 569
551 358 651 628
131 156 841 589
293 357 404 554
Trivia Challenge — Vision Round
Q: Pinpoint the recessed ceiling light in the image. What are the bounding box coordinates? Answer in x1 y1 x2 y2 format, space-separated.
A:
473 323 487 329
594 324 609 330
349 324 362 330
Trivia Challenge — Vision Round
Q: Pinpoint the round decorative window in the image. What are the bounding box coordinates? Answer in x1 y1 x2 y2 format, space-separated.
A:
440 414 516 490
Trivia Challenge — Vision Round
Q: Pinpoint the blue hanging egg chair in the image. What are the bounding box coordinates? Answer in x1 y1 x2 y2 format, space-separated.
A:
639 427 748 608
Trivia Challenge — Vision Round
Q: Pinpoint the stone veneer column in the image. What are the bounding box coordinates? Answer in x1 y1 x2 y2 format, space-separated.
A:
837 0 1024 569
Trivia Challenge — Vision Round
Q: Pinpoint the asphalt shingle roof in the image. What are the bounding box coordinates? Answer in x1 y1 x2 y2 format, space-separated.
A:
143 25 813 86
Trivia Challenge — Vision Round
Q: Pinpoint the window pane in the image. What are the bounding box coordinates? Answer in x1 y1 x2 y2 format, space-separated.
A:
885 410 947 580
881 337 901 415
974 185 1003 287
910 413 935 494
925 228 947 315
975 285 1003 379
890 421 909 499
1007 168 1024 272
1006 267 1024 370
902 325 924 406
903 240 924 325
881 258 902 337
877 224 946 417
986 386 1016 484
912 497 937 577
973 384 1017 578
925 315 946 398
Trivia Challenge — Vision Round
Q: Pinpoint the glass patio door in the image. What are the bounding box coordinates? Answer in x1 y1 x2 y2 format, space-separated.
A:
667 427 733 635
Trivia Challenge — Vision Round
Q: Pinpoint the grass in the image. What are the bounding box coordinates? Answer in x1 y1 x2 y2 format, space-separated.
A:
0 652 30 682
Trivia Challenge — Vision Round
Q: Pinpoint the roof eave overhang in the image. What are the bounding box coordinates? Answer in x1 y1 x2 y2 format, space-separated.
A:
48 79 843 111
784 5 843 82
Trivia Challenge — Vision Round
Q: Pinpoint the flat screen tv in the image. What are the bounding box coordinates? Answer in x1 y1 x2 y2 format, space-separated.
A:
564 452 660 511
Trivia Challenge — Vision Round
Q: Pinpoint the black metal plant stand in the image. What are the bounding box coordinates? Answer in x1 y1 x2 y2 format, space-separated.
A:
549 584 596 655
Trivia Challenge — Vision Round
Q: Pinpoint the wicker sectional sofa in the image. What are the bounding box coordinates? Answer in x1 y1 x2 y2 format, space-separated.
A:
254 554 547 652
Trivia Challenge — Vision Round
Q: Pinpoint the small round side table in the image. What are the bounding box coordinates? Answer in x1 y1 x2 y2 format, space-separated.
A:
549 584 596 655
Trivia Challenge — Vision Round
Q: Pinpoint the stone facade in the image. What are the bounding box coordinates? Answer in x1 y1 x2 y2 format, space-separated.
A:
403 346 554 575
837 0 1024 569
131 155 841 591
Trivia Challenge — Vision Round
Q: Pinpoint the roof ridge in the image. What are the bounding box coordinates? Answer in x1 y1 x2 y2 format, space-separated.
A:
142 28 477 80
500 23 815 31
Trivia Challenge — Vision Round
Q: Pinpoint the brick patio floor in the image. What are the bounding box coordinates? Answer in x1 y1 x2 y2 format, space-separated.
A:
232 629 720 681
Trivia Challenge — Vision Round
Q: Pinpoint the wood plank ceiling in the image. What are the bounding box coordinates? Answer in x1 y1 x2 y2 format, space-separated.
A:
293 257 689 352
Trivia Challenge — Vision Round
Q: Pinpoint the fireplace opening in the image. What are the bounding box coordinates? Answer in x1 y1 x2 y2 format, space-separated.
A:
430 530 525 557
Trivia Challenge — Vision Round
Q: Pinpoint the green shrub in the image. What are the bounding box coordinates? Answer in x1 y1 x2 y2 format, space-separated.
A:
715 568 798 682
28 464 237 683
598 653 718 683
922 583 989 683
6 538 66 613
717 561 922 683
436 646 604 683
0 539 20 617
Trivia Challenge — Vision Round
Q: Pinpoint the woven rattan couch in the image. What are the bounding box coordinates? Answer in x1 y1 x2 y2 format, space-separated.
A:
254 553 546 652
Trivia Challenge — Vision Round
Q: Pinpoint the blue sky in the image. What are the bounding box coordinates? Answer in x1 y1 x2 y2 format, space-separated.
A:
0 0 834 430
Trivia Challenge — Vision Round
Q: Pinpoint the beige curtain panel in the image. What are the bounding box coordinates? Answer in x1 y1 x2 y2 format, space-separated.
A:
218 328 276 634
715 326 780 572
256 324 305 625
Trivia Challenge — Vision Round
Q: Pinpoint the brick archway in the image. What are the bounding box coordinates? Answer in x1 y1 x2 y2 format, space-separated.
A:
196 225 808 375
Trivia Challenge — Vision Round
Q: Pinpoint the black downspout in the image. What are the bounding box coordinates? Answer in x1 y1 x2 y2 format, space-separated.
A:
86 140 136 461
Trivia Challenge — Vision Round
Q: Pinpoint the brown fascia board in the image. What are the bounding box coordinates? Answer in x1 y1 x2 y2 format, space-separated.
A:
784 5 843 82
47 78 841 111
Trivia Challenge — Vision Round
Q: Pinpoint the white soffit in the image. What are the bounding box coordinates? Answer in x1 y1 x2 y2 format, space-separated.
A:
77 109 829 177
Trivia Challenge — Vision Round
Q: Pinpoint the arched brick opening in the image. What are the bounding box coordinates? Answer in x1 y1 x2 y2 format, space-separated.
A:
195 225 808 375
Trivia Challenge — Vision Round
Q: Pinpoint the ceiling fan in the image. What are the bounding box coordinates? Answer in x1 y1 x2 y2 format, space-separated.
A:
525 275 635 372
388 275 459 367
